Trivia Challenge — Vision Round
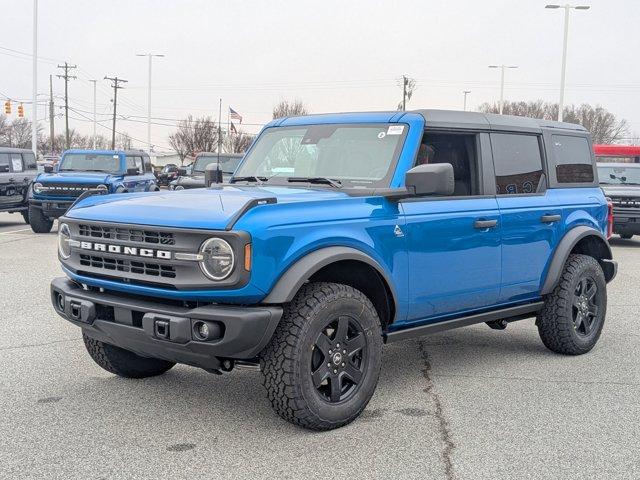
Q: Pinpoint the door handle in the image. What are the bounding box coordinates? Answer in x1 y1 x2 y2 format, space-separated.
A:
8 178 15 182
540 214 561 223
474 219 498 229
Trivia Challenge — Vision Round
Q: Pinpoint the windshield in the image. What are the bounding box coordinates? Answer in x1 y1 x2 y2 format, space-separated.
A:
233 124 407 187
194 155 242 174
598 165 640 185
59 153 121 173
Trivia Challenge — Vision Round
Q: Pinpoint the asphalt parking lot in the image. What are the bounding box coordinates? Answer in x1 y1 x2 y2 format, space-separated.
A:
1 211 639 480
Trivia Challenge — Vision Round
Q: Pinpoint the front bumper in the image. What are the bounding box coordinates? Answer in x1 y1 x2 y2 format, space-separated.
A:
612 207 640 235
51 277 282 370
30 198 74 218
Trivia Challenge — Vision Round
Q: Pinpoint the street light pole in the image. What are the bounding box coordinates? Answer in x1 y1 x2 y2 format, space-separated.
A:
463 91 471 111
136 53 164 151
89 80 97 148
546 4 591 122
488 65 518 114
31 0 38 157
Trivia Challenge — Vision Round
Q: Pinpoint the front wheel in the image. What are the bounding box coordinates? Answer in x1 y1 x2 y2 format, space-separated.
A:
537 254 607 355
28 204 53 233
261 282 383 431
21 209 29 224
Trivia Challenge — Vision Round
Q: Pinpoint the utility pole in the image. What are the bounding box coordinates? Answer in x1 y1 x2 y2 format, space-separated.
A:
463 90 471 111
89 80 97 148
49 75 54 153
488 65 518 114
57 62 77 149
32 0 38 156
545 4 591 122
402 76 408 110
136 53 164 151
104 76 127 149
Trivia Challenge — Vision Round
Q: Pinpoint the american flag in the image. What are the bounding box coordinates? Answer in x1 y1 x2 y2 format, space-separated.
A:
229 107 242 124
230 121 238 134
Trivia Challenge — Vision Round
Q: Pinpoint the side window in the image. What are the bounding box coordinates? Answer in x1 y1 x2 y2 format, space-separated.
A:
415 132 480 196
23 152 37 169
551 135 594 183
10 153 24 172
491 133 545 195
142 155 152 173
125 156 143 173
0 153 9 173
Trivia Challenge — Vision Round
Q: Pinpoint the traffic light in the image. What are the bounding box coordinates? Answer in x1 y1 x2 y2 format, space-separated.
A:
17 104 24 118
3 100 10 115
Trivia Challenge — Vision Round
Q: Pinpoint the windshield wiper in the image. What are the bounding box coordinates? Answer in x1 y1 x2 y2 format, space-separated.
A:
288 177 342 188
230 176 268 184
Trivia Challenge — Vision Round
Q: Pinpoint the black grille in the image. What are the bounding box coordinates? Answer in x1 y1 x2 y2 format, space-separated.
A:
611 197 640 208
41 183 98 197
78 224 175 245
79 254 176 278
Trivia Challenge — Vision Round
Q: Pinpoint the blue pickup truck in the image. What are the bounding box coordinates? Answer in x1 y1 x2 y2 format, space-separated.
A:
29 149 158 233
51 110 616 430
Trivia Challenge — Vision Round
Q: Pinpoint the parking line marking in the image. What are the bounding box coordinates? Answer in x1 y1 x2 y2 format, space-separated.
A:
0 228 32 235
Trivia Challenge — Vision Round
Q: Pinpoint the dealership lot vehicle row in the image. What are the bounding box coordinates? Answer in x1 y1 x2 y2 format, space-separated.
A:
1 214 638 479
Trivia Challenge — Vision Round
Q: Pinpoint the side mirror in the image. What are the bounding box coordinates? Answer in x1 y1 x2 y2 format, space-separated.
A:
405 163 455 196
177 167 187 176
126 167 140 176
44 164 54 173
204 163 223 187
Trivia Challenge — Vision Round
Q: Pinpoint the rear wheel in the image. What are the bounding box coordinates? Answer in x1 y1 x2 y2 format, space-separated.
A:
82 333 175 378
261 282 383 430
28 204 53 233
537 254 607 355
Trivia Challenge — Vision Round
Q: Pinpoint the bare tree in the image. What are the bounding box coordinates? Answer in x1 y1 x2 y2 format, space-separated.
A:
116 132 132 150
478 100 629 144
272 100 308 119
224 130 254 154
0 117 43 149
168 115 219 164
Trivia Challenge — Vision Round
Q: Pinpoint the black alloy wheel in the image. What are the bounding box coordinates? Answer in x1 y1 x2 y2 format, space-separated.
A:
311 315 367 403
572 276 601 337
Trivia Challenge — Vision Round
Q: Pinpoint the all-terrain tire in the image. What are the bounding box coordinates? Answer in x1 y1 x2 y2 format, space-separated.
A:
619 233 633 240
537 254 607 355
28 204 53 233
261 282 383 431
82 333 175 378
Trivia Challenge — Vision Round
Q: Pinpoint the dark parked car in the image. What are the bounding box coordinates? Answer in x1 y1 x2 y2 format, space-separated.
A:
598 162 640 239
170 153 243 190
156 164 179 186
0 147 38 223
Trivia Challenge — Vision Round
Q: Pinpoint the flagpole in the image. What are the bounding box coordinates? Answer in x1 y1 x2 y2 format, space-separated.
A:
217 98 222 155
227 107 230 137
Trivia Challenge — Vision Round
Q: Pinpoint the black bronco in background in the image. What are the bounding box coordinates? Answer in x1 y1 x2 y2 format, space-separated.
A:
170 153 243 190
156 164 179 186
0 147 38 223
598 163 640 239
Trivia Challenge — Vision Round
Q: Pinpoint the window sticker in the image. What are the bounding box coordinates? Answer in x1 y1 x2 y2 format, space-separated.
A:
387 125 404 135
11 158 23 172
377 131 386 139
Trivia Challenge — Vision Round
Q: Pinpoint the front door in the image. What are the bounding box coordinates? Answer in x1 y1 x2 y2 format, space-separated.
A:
400 130 502 324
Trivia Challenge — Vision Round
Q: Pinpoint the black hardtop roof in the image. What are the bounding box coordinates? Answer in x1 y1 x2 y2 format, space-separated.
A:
597 162 640 168
196 152 244 158
411 109 587 134
0 147 35 154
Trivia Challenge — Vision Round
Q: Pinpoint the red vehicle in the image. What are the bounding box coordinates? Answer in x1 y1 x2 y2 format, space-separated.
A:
594 144 640 163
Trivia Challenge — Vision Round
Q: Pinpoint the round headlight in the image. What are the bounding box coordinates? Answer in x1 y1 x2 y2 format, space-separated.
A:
58 223 71 259
199 238 234 281
96 184 108 193
33 182 43 194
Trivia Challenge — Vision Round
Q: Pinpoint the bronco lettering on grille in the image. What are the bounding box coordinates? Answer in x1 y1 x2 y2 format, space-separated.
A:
77 241 172 259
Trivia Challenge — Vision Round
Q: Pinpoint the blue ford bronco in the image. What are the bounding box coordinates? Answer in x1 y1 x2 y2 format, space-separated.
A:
51 110 617 430
29 149 158 233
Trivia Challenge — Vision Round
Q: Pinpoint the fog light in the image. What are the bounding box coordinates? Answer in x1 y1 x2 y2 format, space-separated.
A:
198 322 210 339
56 293 64 311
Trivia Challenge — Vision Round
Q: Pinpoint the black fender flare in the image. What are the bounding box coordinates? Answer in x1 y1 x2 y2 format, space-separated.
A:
261 246 398 309
541 226 615 295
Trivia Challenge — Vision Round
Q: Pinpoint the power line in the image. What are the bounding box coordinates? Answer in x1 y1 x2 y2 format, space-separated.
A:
57 62 77 149
103 76 128 149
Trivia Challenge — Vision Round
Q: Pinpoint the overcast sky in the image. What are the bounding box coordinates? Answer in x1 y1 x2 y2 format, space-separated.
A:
2 0 639 151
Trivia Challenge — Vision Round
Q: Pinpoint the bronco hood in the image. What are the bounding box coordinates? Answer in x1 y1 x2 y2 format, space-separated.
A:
38 171 116 184
64 185 350 230
600 184 640 198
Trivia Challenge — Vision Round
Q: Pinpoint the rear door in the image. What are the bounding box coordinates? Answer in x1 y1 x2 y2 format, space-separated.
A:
18 151 38 203
490 132 562 303
0 152 13 208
